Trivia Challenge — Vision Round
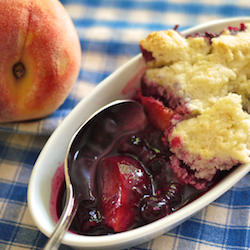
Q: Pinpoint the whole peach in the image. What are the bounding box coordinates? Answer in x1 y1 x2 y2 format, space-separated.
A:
0 0 81 122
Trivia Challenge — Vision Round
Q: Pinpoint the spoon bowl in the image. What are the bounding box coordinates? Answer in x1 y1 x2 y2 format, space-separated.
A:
43 100 147 249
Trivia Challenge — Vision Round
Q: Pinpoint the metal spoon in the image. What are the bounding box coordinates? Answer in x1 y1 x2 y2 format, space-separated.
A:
43 99 147 250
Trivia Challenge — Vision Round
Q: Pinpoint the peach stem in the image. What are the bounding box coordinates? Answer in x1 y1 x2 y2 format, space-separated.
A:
13 62 25 78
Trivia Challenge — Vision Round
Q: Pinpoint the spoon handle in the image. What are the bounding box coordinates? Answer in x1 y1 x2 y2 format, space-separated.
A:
43 185 76 250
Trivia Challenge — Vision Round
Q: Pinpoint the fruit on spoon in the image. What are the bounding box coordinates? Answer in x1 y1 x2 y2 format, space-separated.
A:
0 0 81 122
100 155 151 232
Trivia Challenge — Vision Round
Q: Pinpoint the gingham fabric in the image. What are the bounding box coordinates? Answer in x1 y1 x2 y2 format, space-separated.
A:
0 0 250 249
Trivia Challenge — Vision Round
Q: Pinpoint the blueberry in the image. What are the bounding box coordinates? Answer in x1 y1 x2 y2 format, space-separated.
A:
130 135 144 146
162 182 183 203
118 135 147 156
140 195 171 222
72 201 102 233
138 149 156 165
147 157 167 174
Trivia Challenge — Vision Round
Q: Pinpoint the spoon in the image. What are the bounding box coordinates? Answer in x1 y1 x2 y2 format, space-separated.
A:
43 99 147 250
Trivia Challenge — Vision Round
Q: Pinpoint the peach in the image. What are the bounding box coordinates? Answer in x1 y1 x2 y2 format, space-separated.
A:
0 0 81 122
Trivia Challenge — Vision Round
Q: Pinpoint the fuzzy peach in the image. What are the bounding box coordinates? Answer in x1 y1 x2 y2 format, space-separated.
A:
0 0 81 122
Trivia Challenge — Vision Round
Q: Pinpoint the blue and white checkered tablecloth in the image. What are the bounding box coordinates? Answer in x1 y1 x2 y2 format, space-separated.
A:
1 0 250 249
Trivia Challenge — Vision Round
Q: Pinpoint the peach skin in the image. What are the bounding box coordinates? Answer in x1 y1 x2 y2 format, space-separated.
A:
0 0 81 122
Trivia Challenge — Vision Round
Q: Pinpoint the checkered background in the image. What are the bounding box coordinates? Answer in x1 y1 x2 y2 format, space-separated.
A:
0 0 250 249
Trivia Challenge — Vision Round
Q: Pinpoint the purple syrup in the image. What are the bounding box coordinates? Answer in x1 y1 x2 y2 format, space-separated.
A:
55 123 232 236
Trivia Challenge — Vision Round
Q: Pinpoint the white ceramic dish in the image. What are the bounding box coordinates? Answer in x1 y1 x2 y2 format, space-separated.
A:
28 16 250 250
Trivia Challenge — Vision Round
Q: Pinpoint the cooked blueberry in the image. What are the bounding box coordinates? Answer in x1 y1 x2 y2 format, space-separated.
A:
72 201 102 233
163 182 183 202
140 195 171 222
118 135 146 156
147 157 166 174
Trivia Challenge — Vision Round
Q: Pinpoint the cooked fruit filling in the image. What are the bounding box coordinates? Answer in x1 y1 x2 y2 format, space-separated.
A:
55 23 250 236
56 116 233 235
